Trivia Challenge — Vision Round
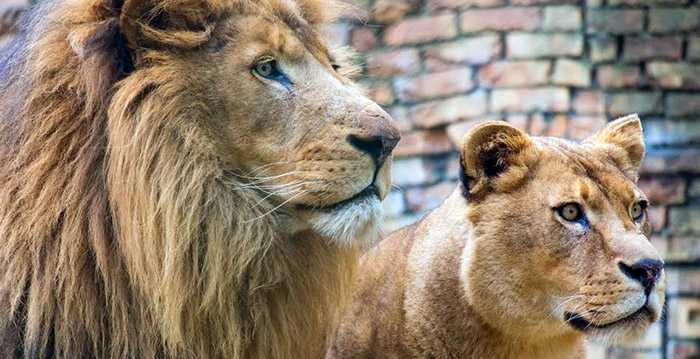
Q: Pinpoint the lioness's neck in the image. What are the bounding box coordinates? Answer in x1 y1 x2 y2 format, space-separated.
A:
407 192 584 359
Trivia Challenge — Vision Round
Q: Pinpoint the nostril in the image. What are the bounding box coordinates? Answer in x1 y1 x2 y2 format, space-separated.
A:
618 259 664 295
348 135 383 162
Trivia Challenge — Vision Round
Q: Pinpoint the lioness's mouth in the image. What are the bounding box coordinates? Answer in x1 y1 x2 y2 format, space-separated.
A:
296 185 380 212
565 305 652 332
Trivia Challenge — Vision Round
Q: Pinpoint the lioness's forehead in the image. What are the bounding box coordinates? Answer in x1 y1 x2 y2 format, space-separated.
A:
535 138 639 206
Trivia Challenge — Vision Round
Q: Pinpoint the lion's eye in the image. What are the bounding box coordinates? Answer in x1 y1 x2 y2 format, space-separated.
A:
631 201 647 221
557 203 584 222
253 60 284 80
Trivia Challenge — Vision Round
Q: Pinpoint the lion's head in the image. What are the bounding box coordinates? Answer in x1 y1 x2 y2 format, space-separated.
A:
0 0 397 358
459 115 664 345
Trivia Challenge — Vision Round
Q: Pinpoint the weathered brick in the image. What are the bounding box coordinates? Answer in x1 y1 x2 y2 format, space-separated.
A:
667 340 700 359
566 116 607 140
589 37 618 63
506 114 529 131
394 130 454 157
384 14 457 46
460 7 540 33
689 179 700 198
669 207 700 235
506 33 583 58
638 178 686 205
511 0 577 4
641 149 700 174
643 119 700 146
373 0 421 24
649 8 700 33
405 181 457 213
366 49 421 77
478 60 551 87
622 36 683 62
542 5 582 30
425 35 501 69
615 323 663 350
666 269 700 295
409 91 488 128
388 106 412 132
688 36 700 60
364 81 395 106
350 27 377 51
647 62 700 89
529 113 567 137
446 116 501 145
428 0 505 11
323 23 351 47
610 0 687 4
587 9 644 34
552 59 591 87
394 68 473 102
382 190 406 218
338 0 371 22
491 87 570 112
606 92 663 116
391 158 434 187
596 65 639 88
646 205 666 232
669 298 700 338
573 91 605 115
668 236 700 262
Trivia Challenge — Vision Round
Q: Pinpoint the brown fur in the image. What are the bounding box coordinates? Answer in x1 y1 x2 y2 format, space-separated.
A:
328 116 665 359
0 0 399 358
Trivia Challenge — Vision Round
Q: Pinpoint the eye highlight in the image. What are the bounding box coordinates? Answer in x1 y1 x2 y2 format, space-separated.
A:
557 203 584 222
631 201 647 221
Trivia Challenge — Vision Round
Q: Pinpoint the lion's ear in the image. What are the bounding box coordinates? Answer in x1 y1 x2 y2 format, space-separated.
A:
119 0 227 50
459 121 535 201
587 114 645 181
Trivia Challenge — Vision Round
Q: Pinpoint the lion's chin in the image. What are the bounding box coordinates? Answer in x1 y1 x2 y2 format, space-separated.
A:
306 195 382 247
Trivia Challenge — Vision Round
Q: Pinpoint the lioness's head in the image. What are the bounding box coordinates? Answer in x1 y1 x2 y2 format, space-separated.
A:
117 0 399 245
459 115 664 344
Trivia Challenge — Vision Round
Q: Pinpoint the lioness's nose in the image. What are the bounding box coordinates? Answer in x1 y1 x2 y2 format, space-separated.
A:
618 259 664 295
348 105 400 169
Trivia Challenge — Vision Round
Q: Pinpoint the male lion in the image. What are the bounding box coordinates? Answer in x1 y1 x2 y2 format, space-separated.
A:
0 0 400 358
328 115 665 359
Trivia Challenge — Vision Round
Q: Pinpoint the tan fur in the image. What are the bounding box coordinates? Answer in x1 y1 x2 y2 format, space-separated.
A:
0 0 399 358
328 115 665 359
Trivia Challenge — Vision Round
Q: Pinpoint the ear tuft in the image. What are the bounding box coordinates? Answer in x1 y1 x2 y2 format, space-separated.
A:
587 114 645 180
459 121 534 201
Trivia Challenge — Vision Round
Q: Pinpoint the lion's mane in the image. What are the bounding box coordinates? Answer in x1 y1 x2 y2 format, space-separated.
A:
0 1 355 358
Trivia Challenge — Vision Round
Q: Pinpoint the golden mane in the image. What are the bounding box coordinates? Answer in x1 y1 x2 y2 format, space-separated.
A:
0 0 356 358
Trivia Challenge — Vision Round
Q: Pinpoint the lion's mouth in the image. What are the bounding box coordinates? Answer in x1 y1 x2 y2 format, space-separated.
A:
565 305 652 332
296 185 380 213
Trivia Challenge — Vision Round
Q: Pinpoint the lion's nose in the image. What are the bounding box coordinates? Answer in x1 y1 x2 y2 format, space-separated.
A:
348 106 400 169
618 259 664 295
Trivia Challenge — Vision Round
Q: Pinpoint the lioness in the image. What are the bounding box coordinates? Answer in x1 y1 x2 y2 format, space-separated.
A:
328 115 665 359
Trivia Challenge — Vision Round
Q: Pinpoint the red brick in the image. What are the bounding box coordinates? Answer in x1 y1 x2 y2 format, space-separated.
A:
366 49 421 77
667 94 700 117
350 27 377 51
506 33 583 58
622 36 683 62
323 23 350 47
384 14 457 46
666 269 700 295
542 5 582 30
530 113 567 137
566 116 607 140
425 35 501 69
478 60 551 87
609 0 687 4
586 9 644 34
688 36 700 60
373 0 421 24
638 178 686 205
606 92 663 116
460 8 540 33
641 149 700 174
649 8 700 33
669 298 700 338
643 119 700 146
394 130 454 157
491 87 570 112
388 106 412 132
647 62 700 90
668 340 700 359
405 181 457 213
394 68 473 102
512 0 577 4
446 116 501 145
589 37 618 63
507 114 529 131
391 158 434 187
597 65 640 88
646 205 666 232
382 190 406 218
364 81 395 106
573 91 605 115
428 0 505 11
409 91 488 128
552 59 591 87
668 237 700 262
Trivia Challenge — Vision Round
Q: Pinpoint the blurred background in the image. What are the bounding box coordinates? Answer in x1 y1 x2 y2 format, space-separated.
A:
2 0 699 358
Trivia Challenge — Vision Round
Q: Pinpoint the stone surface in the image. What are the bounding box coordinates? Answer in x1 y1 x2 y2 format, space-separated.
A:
589 37 618 63
425 36 502 69
460 7 540 33
478 60 551 87
394 68 473 102
573 91 605 115
647 62 700 89
394 130 454 157
365 49 421 77
597 65 640 88
428 0 505 10
649 8 700 33
506 33 584 58
408 91 488 128
491 87 570 112
623 36 683 62
384 14 458 46
587 9 645 34
606 92 663 116
552 59 591 87
542 5 582 30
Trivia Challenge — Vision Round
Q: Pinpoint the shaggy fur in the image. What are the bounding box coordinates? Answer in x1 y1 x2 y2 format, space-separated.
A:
0 0 399 358
328 116 665 359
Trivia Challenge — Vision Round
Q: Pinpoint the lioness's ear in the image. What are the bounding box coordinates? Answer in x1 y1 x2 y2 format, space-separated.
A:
459 121 535 201
587 114 645 181
119 0 227 50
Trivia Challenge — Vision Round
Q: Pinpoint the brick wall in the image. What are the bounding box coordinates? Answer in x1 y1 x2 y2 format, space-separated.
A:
327 0 700 358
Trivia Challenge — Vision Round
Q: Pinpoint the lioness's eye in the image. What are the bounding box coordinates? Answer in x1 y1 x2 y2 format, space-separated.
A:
631 201 647 221
557 203 584 222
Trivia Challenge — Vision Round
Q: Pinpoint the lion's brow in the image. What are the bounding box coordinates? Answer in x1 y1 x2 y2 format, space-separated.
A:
278 8 330 60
